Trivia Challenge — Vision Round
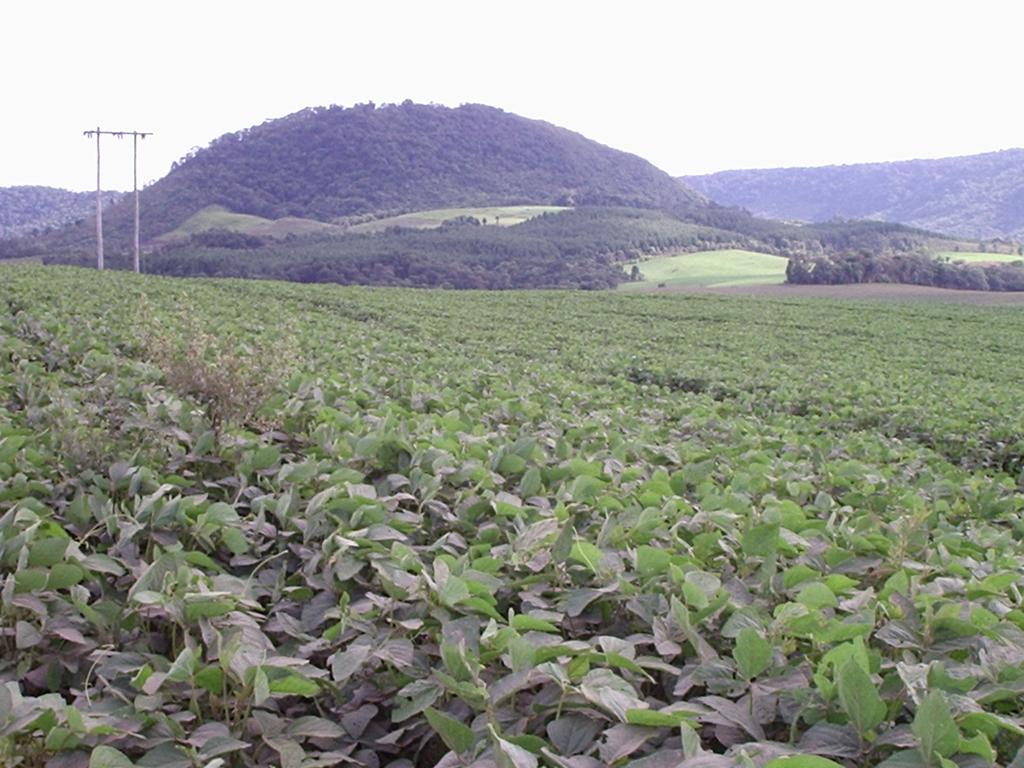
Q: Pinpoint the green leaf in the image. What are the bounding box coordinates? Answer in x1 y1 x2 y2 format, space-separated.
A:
268 672 319 697
742 522 779 557
635 545 671 577
220 527 249 556
90 746 135 768
579 668 645 722
438 574 470 607
253 667 270 706
764 757 846 768
797 582 838 609
47 562 84 589
624 708 695 727
837 658 886 736
28 537 68 567
424 707 476 755
489 724 538 768
569 540 602 573
519 467 542 497
913 691 959 760
183 595 235 621
166 647 196 683
251 445 281 470
510 613 560 633
733 627 772 680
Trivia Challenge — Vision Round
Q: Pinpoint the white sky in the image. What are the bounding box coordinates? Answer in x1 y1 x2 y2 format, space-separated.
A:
2 0 1021 191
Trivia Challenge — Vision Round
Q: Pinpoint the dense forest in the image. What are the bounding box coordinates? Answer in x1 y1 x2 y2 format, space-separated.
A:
45 207 954 290
786 251 1024 291
47 208 761 289
21 102 709 253
0 186 121 239
684 148 1024 240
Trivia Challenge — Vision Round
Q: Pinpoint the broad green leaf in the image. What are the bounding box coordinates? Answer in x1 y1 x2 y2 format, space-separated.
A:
253 667 270 706
625 708 696 727
47 562 84 589
837 658 886 736
579 669 645 722
269 672 319 697
424 707 476 755
733 627 772 680
28 537 68 567
510 613 560 633
489 724 538 768
765 757 846 768
90 746 135 768
635 545 671 577
797 582 838 609
742 522 779 557
251 445 281 470
569 541 602 573
438 574 470 607
912 691 959 759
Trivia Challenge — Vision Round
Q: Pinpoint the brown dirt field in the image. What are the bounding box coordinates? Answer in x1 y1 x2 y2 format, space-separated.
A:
646 282 1024 305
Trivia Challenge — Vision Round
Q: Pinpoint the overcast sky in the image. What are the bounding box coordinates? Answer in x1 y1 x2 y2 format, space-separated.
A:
3 1 1021 191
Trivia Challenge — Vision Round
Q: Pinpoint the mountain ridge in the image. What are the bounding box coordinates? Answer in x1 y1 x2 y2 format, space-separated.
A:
0 186 121 239
683 148 1024 240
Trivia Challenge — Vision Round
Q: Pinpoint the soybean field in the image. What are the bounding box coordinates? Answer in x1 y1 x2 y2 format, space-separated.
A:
1 265 1023 768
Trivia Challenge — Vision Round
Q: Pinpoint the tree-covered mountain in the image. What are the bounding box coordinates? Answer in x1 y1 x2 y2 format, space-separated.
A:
683 149 1024 240
42 102 709 250
0 186 121 239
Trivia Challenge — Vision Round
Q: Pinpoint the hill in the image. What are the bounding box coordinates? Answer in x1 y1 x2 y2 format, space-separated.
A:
0 186 121 239
683 148 1024 241
42 101 709 251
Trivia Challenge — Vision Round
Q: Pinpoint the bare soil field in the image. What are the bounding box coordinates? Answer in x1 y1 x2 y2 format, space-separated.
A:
648 281 1024 304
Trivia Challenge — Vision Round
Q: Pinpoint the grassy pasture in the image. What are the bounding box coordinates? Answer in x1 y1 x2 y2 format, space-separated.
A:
153 204 346 244
937 250 1024 264
345 204 569 233
620 248 789 289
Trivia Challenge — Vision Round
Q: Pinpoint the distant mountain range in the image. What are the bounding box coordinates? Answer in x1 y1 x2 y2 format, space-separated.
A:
684 149 1024 241
0 186 121 239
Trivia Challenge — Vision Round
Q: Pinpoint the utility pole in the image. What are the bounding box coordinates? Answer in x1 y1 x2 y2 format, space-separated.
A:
83 128 153 272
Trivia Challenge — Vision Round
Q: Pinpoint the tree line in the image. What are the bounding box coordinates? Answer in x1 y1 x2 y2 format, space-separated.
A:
786 252 1024 291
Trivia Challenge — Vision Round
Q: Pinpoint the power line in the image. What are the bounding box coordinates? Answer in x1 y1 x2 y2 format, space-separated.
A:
82 128 153 272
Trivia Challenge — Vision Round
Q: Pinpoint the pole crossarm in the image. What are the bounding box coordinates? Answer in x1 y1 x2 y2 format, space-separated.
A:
83 130 153 139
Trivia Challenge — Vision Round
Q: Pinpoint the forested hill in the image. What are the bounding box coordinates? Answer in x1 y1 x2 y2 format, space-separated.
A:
684 148 1024 241
47 102 709 250
0 186 121 239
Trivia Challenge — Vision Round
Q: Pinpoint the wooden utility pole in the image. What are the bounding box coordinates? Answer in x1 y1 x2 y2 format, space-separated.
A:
83 128 153 272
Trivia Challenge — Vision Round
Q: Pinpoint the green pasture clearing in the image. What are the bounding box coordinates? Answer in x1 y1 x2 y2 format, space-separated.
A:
153 204 345 243
620 248 788 288
345 204 569 233
937 250 1024 264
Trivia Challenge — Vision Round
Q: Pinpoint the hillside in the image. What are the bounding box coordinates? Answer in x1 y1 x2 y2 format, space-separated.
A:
0 186 121 239
42 102 709 250
683 148 1024 240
